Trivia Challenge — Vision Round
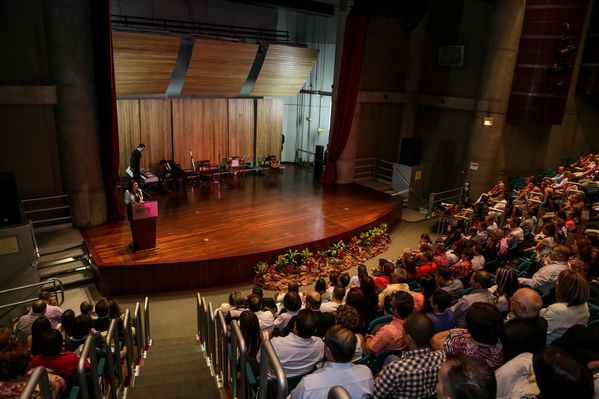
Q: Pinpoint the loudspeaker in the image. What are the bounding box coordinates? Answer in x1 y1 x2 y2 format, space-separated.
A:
399 138 422 166
0 172 22 226
314 145 324 178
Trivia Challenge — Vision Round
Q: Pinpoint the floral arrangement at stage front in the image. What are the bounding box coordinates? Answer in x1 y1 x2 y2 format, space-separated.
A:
254 224 390 290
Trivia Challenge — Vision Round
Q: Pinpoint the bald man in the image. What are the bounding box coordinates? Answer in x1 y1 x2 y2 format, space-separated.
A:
502 288 548 363
305 291 335 338
518 245 571 295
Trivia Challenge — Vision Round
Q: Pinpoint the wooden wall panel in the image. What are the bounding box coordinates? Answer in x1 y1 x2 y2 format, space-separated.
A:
182 39 258 96
113 31 181 95
228 99 255 161
139 99 172 170
172 99 229 167
251 45 319 97
117 99 141 175
256 99 284 162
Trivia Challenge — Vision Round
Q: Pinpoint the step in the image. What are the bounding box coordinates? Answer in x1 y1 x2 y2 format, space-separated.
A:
138 361 205 376
38 260 89 278
127 384 220 399
41 270 95 289
37 245 85 262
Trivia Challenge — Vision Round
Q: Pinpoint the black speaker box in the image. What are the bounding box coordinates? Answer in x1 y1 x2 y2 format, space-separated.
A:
314 145 324 178
399 138 422 166
0 172 22 226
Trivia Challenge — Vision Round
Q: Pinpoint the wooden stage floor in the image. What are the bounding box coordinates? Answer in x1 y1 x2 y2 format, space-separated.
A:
83 165 401 296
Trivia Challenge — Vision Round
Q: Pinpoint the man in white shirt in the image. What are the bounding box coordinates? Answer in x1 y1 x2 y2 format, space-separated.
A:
262 309 324 378
290 325 373 399
248 294 274 333
518 245 571 296
320 286 345 313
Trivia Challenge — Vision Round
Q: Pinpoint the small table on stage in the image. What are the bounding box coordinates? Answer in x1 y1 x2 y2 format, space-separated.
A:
130 201 158 252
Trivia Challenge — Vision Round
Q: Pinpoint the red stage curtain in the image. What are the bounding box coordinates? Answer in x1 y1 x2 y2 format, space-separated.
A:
322 15 368 184
91 0 124 220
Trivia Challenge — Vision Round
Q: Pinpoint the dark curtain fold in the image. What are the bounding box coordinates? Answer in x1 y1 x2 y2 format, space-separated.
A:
91 0 124 220
322 15 368 184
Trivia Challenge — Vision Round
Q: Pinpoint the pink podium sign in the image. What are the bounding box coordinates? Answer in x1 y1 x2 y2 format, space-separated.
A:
131 201 159 220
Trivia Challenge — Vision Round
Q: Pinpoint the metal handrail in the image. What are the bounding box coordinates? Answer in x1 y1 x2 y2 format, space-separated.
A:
19 366 52 399
77 334 101 399
202 297 209 351
143 297 151 349
258 340 287 399
21 194 69 203
196 293 203 343
134 302 143 362
328 386 352 399
427 187 464 217
231 320 247 399
105 319 122 399
0 278 64 314
208 302 216 364
123 309 133 378
216 310 229 388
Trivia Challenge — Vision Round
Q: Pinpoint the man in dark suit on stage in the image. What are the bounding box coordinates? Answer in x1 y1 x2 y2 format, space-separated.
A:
130 143 145 185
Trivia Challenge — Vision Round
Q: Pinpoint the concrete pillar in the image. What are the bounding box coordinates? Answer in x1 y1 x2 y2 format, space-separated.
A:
44 0 107 226
465 0 526 197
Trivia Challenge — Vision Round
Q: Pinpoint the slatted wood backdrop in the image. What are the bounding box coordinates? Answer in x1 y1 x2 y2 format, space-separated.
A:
113 31 181 95
117 98 283 172
182 39 259 96
251 44 320 96
256 99 284 161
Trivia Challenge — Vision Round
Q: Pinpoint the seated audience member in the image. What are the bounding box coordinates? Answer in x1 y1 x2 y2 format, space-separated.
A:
451 270 495 328
416 250 437 279
325 271 340 301
91 298 110 332
357 276 380 325
518 245 571 296
540 269 590 345
432 302 503 370
290 325 373 399
436 354 497 399
448 248 473 278
436 267 464 301
65 314 104 354
339 272 351 289
276 282 304 305
30 329 90 381
37 290 64 329
535 223 558 259
433 244 450 269
488 267 519 313
239 311 261 376
226 291 248 321
502 288 547 363
304 291 335 338
349 264 368 287
14 299 46 342
373 260 396 289
59 309 76 337
0 342 66 398
320 285 345 314
0 327 13 350
495 352 539 399
374 313 446 399
315 278 328 301
506 220 525 247
335 305 365 361
552 324 599 367
263 309 323 378
426 289 456 335
252 286 277 311
79 300 94 317
343 287 369 333
569 236 593 277
365 291 414 355
531 346 594 399
248 294 274 333
377 269 425 312
30 317 51 356
272 291 302 332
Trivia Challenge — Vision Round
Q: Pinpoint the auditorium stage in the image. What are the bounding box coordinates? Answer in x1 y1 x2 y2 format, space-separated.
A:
82 165 402 296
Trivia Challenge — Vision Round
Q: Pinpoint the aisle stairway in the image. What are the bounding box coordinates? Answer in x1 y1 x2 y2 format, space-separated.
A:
127 336 220 399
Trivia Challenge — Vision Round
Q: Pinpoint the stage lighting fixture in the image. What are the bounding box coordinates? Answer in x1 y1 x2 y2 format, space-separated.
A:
556 44 576 58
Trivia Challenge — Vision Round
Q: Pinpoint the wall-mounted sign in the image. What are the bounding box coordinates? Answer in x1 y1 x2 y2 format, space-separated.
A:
469 162 479 171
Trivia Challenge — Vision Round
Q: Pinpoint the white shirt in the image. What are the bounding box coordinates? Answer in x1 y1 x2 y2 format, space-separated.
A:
495 352 539 399
540 302 590 345
320 301 341 314
290 361 373 399
273 310 299 331
471 255 485 271
518 260 570 296
261 333 324 378
254 310 275 332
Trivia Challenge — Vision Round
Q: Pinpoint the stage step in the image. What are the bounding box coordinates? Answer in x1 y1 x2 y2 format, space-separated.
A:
41 270 96 289
38 259 88 279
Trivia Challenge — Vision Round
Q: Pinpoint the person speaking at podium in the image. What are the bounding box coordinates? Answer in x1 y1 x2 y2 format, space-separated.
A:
124 180 144 222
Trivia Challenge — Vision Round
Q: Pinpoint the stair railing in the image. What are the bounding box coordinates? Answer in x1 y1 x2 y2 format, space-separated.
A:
77 334 101 399
143 296 151 349
427 186 465 217
0 278 64 322
230 320 247 399
123 309 134 382
328 386 352 399
207 302 217 366
258 340 287 399
216 310 229 388
105 319 123 399
202 297 210 354
19 366 52 399
134 302 144 362
196 293 204 346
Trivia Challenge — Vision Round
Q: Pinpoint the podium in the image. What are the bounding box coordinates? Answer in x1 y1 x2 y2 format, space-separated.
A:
129 201 158 252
